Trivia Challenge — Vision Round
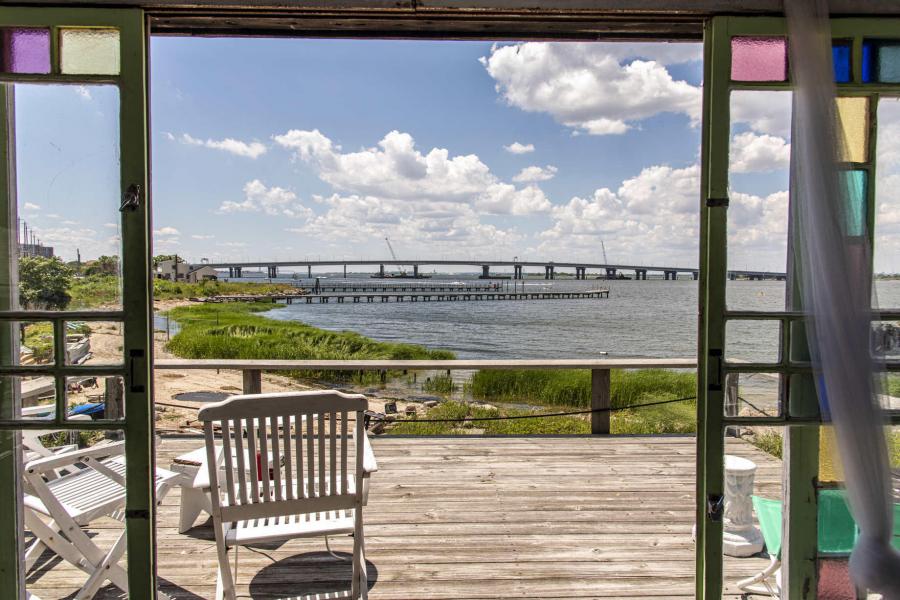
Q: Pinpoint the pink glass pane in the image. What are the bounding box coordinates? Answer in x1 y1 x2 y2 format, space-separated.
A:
1 28 50 74
817 559 855 600
731 37 788 82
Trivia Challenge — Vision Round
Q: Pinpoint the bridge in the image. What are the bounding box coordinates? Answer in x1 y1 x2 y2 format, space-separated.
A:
195 259 786 282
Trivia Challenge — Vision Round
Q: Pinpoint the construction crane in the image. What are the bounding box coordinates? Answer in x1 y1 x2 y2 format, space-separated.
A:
601 240 609 265
385 237 407 276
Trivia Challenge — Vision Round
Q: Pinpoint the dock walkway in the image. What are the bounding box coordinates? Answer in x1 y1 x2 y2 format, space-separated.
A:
27 436 780 599
300 289 610 304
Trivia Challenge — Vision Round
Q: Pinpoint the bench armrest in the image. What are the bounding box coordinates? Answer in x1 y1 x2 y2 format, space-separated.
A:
359 429 378 475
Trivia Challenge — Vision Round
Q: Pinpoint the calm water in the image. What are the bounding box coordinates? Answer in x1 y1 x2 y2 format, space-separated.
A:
256 277 900 362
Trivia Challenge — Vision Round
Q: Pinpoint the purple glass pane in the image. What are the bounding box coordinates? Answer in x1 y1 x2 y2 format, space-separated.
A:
731 37 788 82
1 28 50 74
817 559 855 600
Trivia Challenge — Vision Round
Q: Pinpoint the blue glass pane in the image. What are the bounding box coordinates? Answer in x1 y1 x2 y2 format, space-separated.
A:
839 170 867 237
863 42 874 82
832 43 851 83
879 44 900 82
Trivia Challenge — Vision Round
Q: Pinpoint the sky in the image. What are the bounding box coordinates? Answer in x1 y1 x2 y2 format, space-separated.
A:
10 37 898 273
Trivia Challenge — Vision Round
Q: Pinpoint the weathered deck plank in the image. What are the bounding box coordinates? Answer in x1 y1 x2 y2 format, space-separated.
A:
26 436 780 599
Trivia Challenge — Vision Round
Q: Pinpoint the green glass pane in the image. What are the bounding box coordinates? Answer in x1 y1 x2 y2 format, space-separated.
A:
59 28 119 75
818 490 857 553
839 170 867 237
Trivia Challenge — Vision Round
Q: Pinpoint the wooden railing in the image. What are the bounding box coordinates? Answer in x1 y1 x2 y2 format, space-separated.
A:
155 358 698 434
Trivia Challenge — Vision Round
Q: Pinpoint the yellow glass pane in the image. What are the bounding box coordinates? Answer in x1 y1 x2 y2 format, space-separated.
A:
819 426 843 483
835 97 869 163
60 28 119 75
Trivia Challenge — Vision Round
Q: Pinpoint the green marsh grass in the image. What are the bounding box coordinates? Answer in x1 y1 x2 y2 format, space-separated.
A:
388 401 589 435
164 302 454 382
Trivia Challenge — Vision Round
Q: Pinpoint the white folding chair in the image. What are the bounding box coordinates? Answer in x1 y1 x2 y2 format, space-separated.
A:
198 390 378 600
22 441 180 599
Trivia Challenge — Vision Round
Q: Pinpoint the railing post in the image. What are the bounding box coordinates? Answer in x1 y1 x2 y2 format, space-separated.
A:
724 372 739 437
243 369 262 394
591 368 611 435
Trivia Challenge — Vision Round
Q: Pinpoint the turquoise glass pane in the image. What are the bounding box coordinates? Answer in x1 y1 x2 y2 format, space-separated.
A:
839 170 867 237
818 490 856 553
878 43 900 82
832 42 851 83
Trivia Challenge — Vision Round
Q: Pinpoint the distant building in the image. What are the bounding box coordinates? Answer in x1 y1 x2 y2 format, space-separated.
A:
19 243 53 258
186 265 218 283
155 259 190 281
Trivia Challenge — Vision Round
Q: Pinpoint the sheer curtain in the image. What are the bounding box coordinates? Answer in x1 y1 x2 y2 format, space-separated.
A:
785 0 900 594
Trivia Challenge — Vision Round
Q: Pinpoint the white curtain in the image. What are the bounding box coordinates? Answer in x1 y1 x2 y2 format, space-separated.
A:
785 0 900 594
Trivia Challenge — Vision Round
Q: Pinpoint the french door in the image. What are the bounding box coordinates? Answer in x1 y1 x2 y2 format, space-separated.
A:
0 7 155 599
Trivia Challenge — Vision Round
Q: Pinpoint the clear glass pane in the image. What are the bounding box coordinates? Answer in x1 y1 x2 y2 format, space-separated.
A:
838 169 868 237
8 375 57 419
9 84 122 310
59 28 120 75
723 372 782 418
731 37 788 82
836 96 869 164
832 41 852 83
67 375 123 420
66 320 123 366
874 97 900 281
726 320 781 364
722 426 784 595
24 428 126 599
2 320 55 366
0 28 50 74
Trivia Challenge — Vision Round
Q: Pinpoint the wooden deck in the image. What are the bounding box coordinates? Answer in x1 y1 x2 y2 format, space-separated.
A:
26 436 781 599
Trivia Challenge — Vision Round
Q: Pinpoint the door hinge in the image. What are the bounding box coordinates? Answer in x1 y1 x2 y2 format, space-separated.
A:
707 494 725 521
120 183 142 212
708 348 723 391
706 196 729 208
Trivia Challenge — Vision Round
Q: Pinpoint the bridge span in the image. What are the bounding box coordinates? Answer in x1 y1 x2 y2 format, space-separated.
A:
195 259 786 282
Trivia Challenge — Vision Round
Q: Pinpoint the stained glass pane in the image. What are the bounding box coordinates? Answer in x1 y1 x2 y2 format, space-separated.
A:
878 42 900 83
863 41 875 82
0 28 50 74
731 37 788 82
839 170 867 237
59 28 119 75
817 559 854 600
818 490 857 554
835 97 868 164
832 42 851 83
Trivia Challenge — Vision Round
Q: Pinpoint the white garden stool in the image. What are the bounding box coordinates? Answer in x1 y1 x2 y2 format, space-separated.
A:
722 454 764 557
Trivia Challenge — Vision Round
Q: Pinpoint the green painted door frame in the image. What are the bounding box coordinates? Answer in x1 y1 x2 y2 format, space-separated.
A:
0 8 155 599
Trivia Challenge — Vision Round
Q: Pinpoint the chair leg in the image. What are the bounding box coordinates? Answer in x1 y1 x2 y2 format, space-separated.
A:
736 556 781 598
75 530 129 600
352 507 367 599
213 517 236 600
178 486 209 533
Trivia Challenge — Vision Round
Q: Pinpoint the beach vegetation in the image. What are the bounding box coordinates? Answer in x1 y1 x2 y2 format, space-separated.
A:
387 401 589 435
19 256 74 310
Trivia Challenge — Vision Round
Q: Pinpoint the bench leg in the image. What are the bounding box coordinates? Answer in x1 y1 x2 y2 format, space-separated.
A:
178 486 210 533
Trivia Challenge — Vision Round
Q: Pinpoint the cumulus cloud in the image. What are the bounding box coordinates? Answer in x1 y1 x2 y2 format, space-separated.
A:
218 180 313 219
874 99 900 273
731 90 793 138
513 165 558 183
191 234 215 240
23 202 40 211
179 133 267 159
481 42 701 136
535 162 788 270
504 142 535 154
273 129 551 216
730 131 791 173
154 226 180 236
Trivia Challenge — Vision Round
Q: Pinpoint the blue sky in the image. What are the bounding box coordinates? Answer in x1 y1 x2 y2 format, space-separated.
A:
18 38 893 273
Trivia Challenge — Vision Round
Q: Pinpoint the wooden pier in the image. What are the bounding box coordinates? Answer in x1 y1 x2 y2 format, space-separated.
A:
299 289 610 304
309 283 502 293
192 289 610 305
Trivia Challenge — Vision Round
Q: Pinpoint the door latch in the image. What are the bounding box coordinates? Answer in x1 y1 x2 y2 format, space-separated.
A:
707 493 725 522
120 183 142 212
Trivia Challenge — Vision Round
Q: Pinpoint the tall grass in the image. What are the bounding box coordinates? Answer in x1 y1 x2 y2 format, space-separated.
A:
164 302 454 381
388 401 589 435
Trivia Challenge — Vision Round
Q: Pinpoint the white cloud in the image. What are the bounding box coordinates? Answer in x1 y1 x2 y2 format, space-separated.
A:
481 42 701 136
273 129 550 216
191 234 215 240
535 161 788 270
179 133 267 159
504 142 535 154
218 241 248 248
154 226 180 236
513 165 558 183
103 222 118 229
74 86 92 101
23 202 40 211
731 90 793 138
730 132 791 173
218 179 313 219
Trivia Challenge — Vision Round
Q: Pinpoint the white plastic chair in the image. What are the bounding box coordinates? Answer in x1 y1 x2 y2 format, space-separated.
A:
22 440 180 599
198 390 378 600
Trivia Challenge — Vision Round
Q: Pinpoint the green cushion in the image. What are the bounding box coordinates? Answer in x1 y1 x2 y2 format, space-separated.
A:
752 491 900 558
